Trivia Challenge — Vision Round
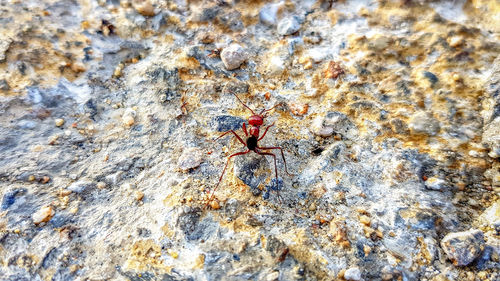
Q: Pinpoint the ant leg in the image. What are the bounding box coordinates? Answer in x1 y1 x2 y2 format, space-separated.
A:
258 122 275 141
215 129 246 146
206 149 250 208
242 123 248 137
180 96 188 115
257 146 292 175
256 151 282 203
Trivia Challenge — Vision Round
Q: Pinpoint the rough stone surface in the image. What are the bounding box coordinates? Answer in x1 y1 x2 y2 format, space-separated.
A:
482 117 500 158
0 1 499 280
67 180 93 193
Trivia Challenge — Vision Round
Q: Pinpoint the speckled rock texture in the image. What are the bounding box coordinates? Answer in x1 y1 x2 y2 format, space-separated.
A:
0 0 499 281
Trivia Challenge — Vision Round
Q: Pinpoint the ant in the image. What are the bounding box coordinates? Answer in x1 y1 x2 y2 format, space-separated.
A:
206 93 291 208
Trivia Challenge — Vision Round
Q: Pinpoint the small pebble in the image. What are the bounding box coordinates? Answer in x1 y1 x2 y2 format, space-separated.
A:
122 108 136 127
359 215 371 226
177 147 203 171
134 0 156 17
41 176 50 184
310 117 331 137
220 44 247 70
135 191 144 201
441 229 485 266
288 101 309 116
323 61 344 79
67 180 93 193
48 135 59 145
368 35 391 51
363 244 372 256
408 111 440 136
259 2 282 26
267 56 286 75
209 200 220 210
344 267 362 281
32 206 54 225
448 35 464 48
96 182 107 189
71 62 86 73
424 177 447 191
113 63 124 78
299 56 313 70
309 202 316 211
277 16 301 35
55 118 65 127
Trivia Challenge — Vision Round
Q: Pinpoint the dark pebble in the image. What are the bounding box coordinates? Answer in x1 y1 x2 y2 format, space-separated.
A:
200 6 221 22
0 79 9 91
423 71 438 85
222 80 249 95
1 188 26 210
176 207 202 241
234 154 269 190
218 10 244 31
211 115 245 132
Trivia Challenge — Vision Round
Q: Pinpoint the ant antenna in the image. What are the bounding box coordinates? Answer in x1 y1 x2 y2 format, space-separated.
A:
259 103 279 115
232 93 256 115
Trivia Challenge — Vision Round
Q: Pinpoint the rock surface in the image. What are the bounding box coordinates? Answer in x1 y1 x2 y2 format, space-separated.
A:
0 0 499 280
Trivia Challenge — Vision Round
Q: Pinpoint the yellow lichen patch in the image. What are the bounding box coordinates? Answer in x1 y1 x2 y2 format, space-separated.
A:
326 2 499 177
125 239 171 273
416 236 433 266
0 34 90 96
192 254 205 270
285 228 329 280
163 188 184 208
464 0 500 33
161 223 175 239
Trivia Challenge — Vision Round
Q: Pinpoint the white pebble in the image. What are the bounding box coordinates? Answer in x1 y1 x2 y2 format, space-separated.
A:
267 56 286 75
277 16 301 35
259 2 283 26
32 206 54 225
220 44 248 70
344 267 362 281
67 180 93 193
408 111 440 136
311 116 334 137
424 177 447 191
178 147 203 171
55 118 65 127
122 108 137 127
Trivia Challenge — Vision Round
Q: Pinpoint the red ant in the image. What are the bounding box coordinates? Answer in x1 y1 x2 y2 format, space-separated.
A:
206 93 291 208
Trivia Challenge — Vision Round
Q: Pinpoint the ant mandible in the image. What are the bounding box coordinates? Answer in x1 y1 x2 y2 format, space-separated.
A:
206 93 291 207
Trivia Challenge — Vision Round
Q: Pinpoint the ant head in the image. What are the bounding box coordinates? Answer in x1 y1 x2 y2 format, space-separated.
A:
232 92 279 125
249 115 264 126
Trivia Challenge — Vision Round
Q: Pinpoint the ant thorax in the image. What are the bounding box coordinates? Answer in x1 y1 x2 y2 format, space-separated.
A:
248 115 264 126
